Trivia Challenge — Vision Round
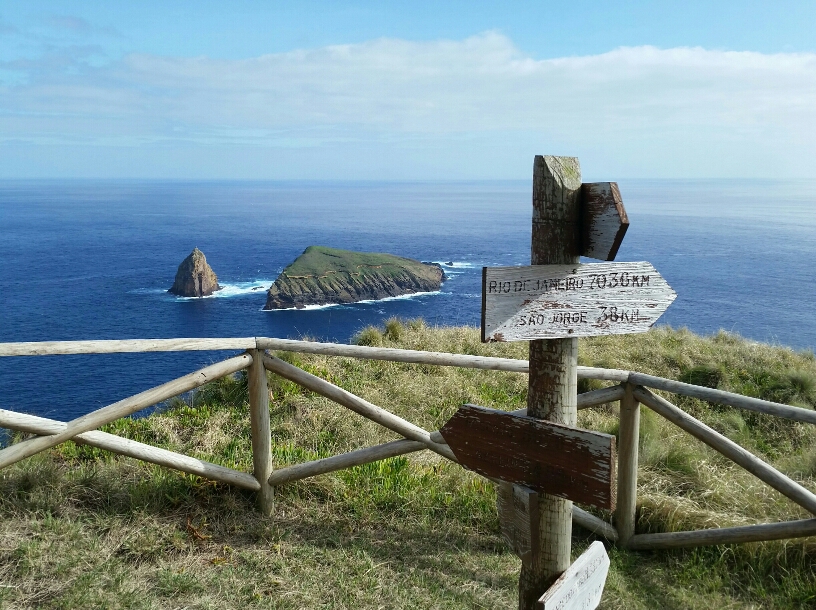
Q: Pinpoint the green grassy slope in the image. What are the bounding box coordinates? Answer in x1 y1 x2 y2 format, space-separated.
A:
1 322 815 609
280 246 437 280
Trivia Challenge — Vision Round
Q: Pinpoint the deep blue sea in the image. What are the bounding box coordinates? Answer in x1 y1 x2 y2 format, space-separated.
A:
1 179 814 423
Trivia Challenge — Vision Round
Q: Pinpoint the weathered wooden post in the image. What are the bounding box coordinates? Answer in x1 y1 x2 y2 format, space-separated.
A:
249 349 275 515
615 383 640 547
451 155 675 608
517 155 582 608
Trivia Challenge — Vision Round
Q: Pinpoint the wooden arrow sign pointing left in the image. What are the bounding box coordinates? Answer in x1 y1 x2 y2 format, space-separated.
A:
440 404 617 510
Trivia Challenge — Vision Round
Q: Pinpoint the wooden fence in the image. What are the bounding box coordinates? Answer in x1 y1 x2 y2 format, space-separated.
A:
1 337 815 548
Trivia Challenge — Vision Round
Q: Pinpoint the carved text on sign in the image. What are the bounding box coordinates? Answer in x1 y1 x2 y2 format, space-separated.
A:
481 261 676 342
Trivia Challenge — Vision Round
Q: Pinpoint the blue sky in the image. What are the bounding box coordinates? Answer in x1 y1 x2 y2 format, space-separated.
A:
2 1 815 179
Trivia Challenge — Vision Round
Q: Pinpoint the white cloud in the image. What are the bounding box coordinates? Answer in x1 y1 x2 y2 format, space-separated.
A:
1 32 815 178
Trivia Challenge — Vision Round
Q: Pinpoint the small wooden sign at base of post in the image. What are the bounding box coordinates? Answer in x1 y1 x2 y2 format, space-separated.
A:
537 541 610 610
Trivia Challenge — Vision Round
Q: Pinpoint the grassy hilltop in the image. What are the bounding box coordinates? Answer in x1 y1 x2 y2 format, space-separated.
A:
1 322 816 608
263 246 444 309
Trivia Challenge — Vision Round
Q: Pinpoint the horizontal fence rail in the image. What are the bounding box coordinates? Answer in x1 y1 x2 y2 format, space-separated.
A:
1 337 815 551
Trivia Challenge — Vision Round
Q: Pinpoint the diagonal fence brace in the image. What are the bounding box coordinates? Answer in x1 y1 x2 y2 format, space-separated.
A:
0 353 252 470
262 353 456 461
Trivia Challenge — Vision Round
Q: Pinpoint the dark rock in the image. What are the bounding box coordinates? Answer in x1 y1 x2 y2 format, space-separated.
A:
168 248 222 297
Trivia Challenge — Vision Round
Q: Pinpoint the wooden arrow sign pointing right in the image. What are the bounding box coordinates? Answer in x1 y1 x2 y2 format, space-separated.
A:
481 261 676 342
582 182 629 262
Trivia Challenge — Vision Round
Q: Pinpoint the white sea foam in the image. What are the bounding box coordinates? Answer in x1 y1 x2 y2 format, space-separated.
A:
133 280 272 300
265 290 443 311
433 260 475 269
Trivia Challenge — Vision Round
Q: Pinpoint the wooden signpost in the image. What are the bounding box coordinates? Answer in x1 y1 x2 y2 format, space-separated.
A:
440 404 616 510
436 156 674 608
481 261 676 342
536 541 610 610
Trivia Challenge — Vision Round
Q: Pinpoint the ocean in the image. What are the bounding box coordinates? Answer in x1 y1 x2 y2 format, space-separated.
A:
1 179 814 422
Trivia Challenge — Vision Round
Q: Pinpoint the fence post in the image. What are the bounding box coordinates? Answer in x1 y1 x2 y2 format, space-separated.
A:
249 349 274 515
517 155 582 609
615 382 640 547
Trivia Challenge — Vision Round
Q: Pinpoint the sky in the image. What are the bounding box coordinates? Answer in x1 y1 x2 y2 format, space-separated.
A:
2 1 816 180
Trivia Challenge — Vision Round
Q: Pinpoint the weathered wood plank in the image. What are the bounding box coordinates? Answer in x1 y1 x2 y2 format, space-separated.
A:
628 519 816 550
249 349 274 515
440 404 617 510
482 261 676 342
520 154 582 610
581 182 628 261
498 483 541 564
0 353 252 470
615 383 640 547
508 384 626 417
572 507 618 542
268 439 427 486
258 338 531 372
629 372 816 425
262 354 456 462
0 337 256 356
634 386 816 515
0 408 260 490
536 541 610 610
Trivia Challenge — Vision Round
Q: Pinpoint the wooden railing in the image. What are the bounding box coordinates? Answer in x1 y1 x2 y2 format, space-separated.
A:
1 337 815 548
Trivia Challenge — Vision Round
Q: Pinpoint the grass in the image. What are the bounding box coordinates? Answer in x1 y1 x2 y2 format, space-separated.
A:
2 320 816 608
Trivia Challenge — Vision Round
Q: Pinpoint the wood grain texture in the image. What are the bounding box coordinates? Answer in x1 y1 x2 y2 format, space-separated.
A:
628 519 816 550
536 541 609 610
262 354 456 462
508 384 626 417
249 349 275 515
258 337 531 372
0 353 252 470
521 155 582 610
482 261 676 342
268 439 427 486
0 408 260 490
440 405 616 509
498 484 541 564
0 337 256 356
629 372 816 424
634 386 816 515
615 383 640 547
581 182 628 261
572 507 618 542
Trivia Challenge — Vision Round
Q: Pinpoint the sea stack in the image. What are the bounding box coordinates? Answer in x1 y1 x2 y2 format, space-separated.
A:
264 246 445 309
168 248 222 297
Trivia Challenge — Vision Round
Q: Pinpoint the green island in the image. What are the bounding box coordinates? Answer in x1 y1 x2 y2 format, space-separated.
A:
2 322 816 609
264 246 445 309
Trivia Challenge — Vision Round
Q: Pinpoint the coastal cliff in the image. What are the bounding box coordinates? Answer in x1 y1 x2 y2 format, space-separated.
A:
263 246 444 309
168 248 222 297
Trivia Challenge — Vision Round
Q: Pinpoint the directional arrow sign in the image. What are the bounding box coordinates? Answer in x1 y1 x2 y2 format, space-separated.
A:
537 541 610 610
481 261 676 342
440 404 617 510
581 182 628 261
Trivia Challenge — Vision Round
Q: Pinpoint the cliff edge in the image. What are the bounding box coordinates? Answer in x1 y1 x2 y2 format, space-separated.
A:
168 248 222 297
263 246 444 309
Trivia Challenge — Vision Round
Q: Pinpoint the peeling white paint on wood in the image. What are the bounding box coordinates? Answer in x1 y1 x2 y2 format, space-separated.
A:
482 261 676 342
581 182 628 261
440 404 617 510
537 541 609 610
